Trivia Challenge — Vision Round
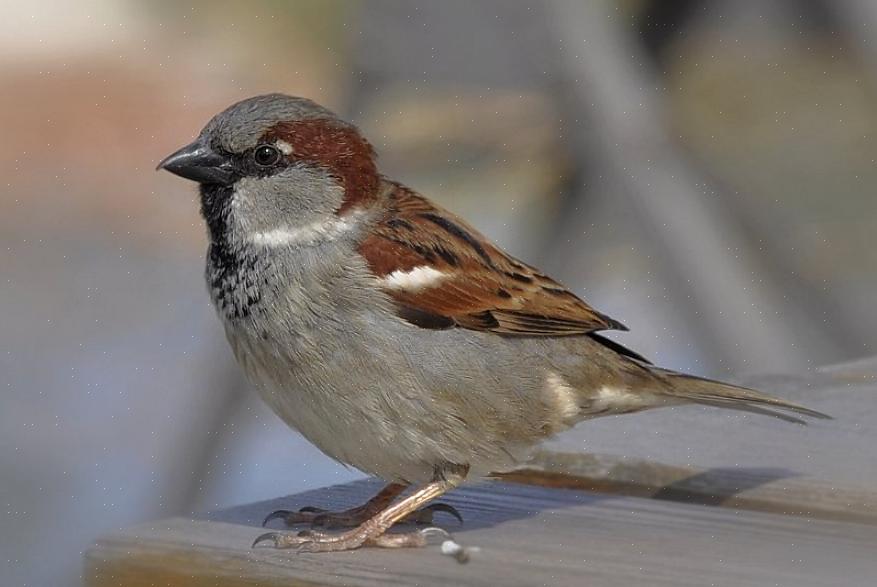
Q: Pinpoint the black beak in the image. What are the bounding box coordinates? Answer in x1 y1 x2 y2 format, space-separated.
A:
157 139 235 186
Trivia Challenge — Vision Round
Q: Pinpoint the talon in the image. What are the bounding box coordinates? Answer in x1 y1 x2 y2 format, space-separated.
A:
262 509 292 527
419 526 452 544
252 531 281 549
424 503 464 525
403 502 464 525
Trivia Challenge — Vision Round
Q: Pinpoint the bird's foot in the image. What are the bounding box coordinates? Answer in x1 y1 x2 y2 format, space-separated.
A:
252 526 452 553
254 468 472 560
262 501 462 529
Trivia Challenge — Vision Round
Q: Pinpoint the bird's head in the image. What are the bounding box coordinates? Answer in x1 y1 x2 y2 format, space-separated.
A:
158 94 379 242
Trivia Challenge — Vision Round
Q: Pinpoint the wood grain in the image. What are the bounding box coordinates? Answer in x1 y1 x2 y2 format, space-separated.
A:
499 448 877 525
86 478 877 587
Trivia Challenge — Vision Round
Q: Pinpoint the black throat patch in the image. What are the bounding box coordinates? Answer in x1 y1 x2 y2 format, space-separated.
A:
200 184 265 321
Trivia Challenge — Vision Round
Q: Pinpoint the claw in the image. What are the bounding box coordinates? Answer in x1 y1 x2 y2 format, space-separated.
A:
424 503 464 525
252 531 281 549
418 527 452 543
252 529 323 550
261 509 292 527
403 502 464 525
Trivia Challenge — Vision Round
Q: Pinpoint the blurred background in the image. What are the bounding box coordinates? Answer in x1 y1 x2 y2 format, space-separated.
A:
2 0 875 584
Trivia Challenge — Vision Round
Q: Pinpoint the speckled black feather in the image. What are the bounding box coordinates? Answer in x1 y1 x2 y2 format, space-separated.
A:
200 184 264 320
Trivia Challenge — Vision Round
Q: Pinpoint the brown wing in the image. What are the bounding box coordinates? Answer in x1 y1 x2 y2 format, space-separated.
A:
358 182 627 336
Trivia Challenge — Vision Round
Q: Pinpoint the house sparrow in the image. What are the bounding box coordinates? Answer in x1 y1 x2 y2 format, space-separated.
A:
158 94 829 554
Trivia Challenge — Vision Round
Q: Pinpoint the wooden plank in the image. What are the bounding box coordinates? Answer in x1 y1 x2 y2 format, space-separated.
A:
86 478 877 587
499 448 877 525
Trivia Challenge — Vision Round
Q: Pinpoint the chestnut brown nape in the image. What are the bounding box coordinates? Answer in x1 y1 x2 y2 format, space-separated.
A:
263 119 380 214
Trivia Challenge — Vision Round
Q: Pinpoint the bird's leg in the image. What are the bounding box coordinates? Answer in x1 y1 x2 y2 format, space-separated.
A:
262 480 463 529
254 465 467 552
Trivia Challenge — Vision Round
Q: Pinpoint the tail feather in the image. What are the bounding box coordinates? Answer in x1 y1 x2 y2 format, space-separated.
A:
658 370 831 424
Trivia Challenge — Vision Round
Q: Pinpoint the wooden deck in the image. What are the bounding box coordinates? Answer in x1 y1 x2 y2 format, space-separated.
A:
85 358 877 586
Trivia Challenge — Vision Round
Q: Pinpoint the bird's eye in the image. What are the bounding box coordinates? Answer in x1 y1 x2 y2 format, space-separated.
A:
253 145 281 167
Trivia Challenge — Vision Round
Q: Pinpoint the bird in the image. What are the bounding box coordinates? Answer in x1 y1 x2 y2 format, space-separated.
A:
158 93 830 554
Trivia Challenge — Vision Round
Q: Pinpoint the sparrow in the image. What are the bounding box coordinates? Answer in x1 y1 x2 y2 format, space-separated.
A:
158 94 829 554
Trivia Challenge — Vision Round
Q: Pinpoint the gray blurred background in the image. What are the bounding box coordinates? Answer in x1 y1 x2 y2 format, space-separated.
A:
2 1 875 585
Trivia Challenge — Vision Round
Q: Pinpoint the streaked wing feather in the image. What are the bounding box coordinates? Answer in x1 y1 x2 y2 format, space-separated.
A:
359 182 627 337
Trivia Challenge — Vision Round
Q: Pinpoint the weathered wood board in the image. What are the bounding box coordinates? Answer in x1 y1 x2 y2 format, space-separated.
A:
86 478 877 587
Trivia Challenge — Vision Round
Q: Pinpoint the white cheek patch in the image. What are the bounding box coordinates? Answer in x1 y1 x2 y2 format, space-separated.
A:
544 373 581 423
378 266 448 291
274 139 293 155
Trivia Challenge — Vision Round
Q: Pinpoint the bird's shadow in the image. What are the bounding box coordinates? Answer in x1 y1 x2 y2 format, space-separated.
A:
202 465 800 534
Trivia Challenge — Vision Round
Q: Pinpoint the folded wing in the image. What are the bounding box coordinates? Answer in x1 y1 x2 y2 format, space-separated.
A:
358 182 627 337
